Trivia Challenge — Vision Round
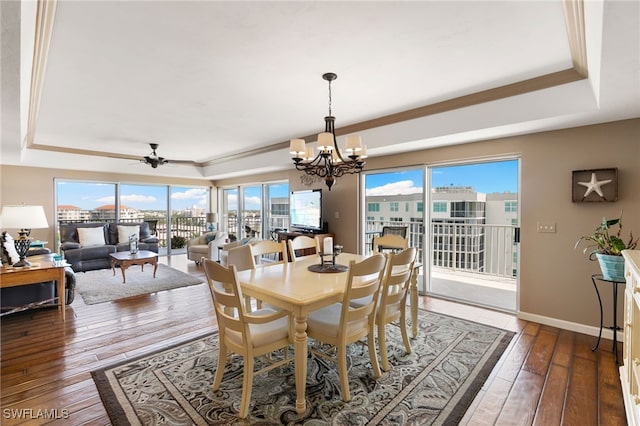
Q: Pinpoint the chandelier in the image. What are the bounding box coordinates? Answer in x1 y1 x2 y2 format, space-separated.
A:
289 72 366 190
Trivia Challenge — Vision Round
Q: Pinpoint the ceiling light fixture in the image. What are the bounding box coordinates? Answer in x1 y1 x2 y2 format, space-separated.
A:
289 72 366 190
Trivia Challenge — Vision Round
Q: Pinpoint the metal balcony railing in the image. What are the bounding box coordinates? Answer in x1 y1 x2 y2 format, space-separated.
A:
365 220 518 280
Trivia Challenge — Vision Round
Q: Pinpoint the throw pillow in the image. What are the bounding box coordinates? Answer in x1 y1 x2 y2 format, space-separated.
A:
117 225 140 244
1 231 20 265
205 234 216 244
77 227 106 247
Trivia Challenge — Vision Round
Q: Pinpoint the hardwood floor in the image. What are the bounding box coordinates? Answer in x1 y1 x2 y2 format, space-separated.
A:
1 254 627 425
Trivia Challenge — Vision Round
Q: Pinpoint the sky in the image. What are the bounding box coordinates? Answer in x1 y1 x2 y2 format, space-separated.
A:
365 160 518 196
57 182 209 211
56 160 517 212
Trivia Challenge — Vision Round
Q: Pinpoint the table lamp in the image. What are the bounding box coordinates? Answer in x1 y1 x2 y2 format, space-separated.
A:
0 205 49 267
206 212 218 231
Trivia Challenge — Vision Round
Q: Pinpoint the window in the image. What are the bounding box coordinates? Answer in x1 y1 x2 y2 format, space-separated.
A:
433 202 447 213
368 203 380 212
390 202 399 212
505 201 518 212
417 202 423 212
55 180 210 255
220 181 288 242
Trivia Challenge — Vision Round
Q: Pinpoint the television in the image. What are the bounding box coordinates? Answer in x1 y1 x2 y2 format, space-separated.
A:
290 189 323 232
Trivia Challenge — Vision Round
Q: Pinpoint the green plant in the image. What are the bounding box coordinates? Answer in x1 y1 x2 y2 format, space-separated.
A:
171 235 187 249
574 211 638 259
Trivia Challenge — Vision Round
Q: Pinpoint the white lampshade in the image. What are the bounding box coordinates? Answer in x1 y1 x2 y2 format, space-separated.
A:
359 144 368 158
0 205 49 229
206 212 218 223
289 139 306 155
317 132 334 151
305 146 315 160
345 135 362 152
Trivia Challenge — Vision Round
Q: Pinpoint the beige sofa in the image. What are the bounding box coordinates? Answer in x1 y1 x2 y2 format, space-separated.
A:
186 230 229 263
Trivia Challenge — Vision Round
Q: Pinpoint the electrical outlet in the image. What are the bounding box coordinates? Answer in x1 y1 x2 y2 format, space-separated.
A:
537 222 556 233
334 211 340 219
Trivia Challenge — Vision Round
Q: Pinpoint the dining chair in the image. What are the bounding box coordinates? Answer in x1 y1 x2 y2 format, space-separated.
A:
202 259 292 419
373 234 408 253
353 247 417 371
226 244 257 311
251 240 288 265
287 235 319 262
306 253 387 402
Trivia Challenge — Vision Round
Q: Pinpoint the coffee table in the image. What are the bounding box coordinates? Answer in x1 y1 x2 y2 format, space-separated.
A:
109 250 158 283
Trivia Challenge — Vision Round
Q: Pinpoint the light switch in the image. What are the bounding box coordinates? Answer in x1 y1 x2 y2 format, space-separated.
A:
537 222 556 233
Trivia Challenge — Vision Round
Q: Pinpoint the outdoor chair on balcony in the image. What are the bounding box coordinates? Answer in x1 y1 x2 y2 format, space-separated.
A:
381 226 408 238
373 234 408 254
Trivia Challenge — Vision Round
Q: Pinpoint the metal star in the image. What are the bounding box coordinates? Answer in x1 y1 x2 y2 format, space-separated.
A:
577 172 612 198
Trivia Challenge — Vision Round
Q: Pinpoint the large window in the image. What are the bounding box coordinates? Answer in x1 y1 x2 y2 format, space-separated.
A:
220 181 288 242
55 180 210 255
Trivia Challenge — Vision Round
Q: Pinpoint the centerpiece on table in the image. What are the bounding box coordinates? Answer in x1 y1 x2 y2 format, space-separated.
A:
574 211 638 282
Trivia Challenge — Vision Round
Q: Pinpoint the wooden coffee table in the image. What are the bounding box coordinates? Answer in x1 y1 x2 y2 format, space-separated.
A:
109 250 158 283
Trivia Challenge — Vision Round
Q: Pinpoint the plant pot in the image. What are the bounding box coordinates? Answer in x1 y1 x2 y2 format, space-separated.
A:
595 253 626 282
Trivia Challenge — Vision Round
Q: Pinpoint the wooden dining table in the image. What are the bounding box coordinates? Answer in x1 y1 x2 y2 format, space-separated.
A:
235 252 421 415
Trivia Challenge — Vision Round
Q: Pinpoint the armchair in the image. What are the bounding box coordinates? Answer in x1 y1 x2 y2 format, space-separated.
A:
187 230 228 264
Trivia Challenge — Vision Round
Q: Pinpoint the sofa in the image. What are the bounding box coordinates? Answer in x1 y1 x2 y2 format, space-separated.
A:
0 233 76 313
186 230 229 264
60 221 159 272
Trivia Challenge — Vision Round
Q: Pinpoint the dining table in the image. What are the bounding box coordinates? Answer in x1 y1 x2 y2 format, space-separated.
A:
235 252 421 415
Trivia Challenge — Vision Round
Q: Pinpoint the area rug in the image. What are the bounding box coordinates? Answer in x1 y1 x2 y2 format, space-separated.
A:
75 264 204 305
92 310 514 425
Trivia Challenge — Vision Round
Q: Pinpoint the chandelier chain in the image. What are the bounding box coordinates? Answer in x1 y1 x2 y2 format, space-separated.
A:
327 78 332 117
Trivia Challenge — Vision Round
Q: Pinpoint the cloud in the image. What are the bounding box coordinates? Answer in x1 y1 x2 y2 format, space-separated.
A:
97 195 115 203
121 194 157 203
366 180 423 196
171 188 208 200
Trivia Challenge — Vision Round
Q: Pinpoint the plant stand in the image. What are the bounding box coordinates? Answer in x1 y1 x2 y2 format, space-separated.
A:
591 274 625 363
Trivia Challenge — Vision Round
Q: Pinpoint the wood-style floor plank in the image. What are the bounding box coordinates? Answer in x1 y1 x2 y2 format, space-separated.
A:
1 254 627 425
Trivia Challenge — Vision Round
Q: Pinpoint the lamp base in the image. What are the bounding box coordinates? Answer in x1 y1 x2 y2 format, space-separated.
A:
12 257 32 268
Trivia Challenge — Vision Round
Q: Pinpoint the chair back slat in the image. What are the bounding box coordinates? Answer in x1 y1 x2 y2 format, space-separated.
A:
288 235 319 262
251 240 288 264
379 247 417 321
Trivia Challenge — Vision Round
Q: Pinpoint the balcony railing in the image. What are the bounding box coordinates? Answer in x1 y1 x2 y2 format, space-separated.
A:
365 220 517 280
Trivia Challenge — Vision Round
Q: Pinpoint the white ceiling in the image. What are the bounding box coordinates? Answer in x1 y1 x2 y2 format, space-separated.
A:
1 0 639 181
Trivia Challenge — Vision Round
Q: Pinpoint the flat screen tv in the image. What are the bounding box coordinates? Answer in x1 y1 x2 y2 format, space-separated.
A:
290 189 323 232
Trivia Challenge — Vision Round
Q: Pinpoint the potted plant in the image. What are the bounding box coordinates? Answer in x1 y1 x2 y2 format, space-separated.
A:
574 211 638 282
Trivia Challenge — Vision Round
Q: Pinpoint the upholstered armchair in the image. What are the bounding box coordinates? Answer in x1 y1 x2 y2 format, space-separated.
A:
186 230 228 263
218 237 260 266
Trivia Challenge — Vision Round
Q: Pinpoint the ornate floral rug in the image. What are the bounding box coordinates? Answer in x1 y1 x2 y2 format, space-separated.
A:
92 310 513 425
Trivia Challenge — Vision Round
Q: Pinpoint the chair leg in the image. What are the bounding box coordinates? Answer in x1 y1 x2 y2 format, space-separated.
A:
239 356 254 419
400 308 412 354
212 340 227 391
338 347 351 402
368 330 382 379
244 295 253 312
378 323 390 372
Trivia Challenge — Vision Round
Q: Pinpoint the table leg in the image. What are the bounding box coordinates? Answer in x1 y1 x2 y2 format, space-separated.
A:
56 267 65 321
410 265 419 338
152 260 157 278
120 262 128 284
293 313 308 414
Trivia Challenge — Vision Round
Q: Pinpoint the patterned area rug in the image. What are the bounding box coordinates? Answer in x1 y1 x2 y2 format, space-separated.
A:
92 309 513 425
75 264 204 304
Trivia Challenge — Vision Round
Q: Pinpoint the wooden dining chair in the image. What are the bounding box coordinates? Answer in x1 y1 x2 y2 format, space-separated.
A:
251 240 288 265
226 244 257 311
358 247 417 371
306 253 387 402
373 234 408 253
202 259 292 419
287 235 319 262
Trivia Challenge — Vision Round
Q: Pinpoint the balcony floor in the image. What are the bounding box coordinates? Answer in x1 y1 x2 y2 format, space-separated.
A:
424 268 517 312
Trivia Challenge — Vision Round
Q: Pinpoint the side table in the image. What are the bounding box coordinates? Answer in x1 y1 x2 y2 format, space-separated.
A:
591 274 626 363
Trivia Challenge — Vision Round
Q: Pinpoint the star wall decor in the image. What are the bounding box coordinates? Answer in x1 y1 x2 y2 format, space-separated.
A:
572 168 618 202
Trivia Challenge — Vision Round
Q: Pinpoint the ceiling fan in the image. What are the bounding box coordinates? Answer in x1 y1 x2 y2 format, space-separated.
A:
141 143 192 168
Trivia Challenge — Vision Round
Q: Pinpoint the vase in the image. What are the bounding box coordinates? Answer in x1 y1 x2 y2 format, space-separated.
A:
595 253 626 282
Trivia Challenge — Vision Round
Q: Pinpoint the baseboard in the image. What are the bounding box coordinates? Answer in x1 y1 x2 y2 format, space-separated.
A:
517 311 624 342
